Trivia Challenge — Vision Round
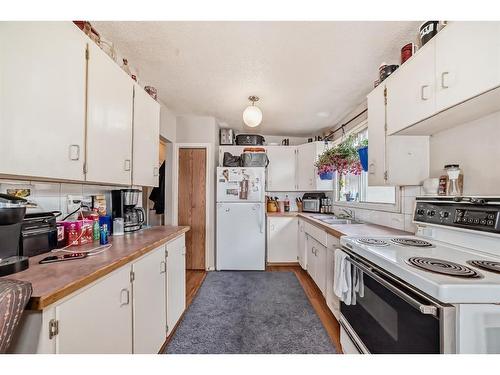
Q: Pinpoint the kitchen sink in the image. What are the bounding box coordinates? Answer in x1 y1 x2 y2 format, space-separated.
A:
310 215 363 225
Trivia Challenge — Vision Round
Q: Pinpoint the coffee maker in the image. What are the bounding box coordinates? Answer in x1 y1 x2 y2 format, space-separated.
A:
0 194 29 276
111 189 146 233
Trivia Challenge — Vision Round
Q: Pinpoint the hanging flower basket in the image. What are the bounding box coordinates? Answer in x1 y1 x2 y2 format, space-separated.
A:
315 135 363 177
357 146 369 172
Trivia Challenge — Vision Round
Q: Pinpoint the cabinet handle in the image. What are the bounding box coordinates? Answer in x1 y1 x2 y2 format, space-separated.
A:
124 159 131 171
420 85 430 101
119 288 130 307
69 145 80 161
153 166 159 177
160 260 166 274
441 72 449 89
368 162 375 175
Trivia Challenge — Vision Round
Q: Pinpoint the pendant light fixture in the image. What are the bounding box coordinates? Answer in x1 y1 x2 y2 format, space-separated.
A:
242 95 262 127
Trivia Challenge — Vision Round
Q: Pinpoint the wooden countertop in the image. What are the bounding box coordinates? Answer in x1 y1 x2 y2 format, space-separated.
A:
1 225 189 310
266 211 410 237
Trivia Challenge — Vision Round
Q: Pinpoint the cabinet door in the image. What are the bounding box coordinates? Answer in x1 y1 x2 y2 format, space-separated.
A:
86 42 133 185
132 245 167 354
435 22 500 112
266 146 296 191
55 266 132 354
297 219 307 269
0 22 86 181
267 217 298 263
166 235 186 336
133 85 161 187
315 243 327 296
367 84 387 186
386 39 436 135
326 247 340 320
306 235 316 281
368 84 430 186
297 143 315 191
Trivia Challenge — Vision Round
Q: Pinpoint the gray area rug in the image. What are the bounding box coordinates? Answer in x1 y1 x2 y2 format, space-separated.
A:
165 271 336 354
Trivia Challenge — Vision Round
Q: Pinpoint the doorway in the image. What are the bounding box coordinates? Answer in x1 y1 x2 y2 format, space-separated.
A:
177 148 207 270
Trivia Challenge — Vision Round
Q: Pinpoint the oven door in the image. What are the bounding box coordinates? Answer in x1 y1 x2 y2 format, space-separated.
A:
340 249 449 354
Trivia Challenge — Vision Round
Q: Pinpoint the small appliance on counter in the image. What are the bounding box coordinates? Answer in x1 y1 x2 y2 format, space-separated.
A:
111 189 146 233
0 194 29 277
19 212 58 257
235 134 265 146
301 192 327 213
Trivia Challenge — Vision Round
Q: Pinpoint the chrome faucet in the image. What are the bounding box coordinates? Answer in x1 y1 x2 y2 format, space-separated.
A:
341 208 355 220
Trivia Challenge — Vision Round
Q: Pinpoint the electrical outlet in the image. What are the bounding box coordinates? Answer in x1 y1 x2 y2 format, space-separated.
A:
67 195 83 213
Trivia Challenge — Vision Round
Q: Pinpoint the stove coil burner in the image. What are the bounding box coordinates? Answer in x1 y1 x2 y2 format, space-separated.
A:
467 260 500 275
391 238 434 248
407 257 483 278
357 238 389 247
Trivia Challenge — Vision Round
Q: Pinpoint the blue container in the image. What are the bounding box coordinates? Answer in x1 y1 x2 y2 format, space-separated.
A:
358 146 369 172
319 171 334 180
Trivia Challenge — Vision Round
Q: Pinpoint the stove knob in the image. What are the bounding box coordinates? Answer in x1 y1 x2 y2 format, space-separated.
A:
429 210 436 217
439 211 450 219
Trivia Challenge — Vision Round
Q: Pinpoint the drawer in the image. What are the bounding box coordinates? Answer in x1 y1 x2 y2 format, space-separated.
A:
327 233 340 249
304 221 327 247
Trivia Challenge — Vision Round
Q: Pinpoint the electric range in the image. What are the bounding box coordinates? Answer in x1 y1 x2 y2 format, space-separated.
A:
337 196 500 354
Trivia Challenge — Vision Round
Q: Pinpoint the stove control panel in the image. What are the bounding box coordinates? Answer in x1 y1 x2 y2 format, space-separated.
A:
414 201 500 234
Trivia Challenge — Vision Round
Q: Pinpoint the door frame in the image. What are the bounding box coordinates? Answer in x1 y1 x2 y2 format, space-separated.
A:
172 143 212 271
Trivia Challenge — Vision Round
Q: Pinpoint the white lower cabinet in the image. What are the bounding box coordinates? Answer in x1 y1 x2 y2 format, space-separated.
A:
326 235 340 320
10 233 186 354
166 235 186 336
132 245 167 354
55 265 133 354
297 219 307 269
267 216 299 263
307 236 327 296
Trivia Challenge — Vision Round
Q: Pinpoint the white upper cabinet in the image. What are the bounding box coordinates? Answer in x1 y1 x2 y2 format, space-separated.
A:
0 22 86 181
266 146 297 191
297 142 334 191
385 38 436 135
383 21 500 136
132 85 161 187
367 85 430 186
86 42 134 185
367 85 387 186
435 22 500 111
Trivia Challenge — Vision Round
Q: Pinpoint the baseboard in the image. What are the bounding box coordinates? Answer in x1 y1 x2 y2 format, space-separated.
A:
266 262 300 267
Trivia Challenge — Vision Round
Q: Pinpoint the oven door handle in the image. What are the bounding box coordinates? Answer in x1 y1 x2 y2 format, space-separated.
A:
345 257 438 317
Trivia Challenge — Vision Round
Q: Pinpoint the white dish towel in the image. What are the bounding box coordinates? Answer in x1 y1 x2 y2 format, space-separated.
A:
334 248 352 304
333 248 364 305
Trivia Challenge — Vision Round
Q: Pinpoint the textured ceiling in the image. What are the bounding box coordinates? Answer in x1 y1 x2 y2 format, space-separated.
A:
93 21 421 136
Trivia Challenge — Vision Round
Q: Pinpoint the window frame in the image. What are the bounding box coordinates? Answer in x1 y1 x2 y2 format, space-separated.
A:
330 120 402 214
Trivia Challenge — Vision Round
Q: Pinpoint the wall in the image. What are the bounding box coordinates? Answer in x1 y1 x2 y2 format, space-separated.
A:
159 102 177 143
175 115 219 270
0 178 134 219
430 110 500 196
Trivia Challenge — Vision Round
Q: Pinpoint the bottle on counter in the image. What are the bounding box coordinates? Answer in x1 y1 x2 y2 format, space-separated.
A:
284 195 290 213
100 224 109 245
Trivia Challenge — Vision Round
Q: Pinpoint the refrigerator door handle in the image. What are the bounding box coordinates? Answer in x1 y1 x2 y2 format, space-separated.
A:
255 204 264 233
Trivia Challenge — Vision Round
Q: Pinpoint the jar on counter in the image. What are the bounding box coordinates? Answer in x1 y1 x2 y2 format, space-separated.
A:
444 164 463 196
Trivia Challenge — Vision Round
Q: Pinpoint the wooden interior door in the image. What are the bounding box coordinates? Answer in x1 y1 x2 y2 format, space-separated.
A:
178 148 206 270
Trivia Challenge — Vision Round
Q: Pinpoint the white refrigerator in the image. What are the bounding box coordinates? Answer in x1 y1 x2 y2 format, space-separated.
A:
216 167 266 270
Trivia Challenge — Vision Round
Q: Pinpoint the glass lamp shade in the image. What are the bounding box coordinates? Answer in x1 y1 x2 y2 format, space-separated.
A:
242 105 263 127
